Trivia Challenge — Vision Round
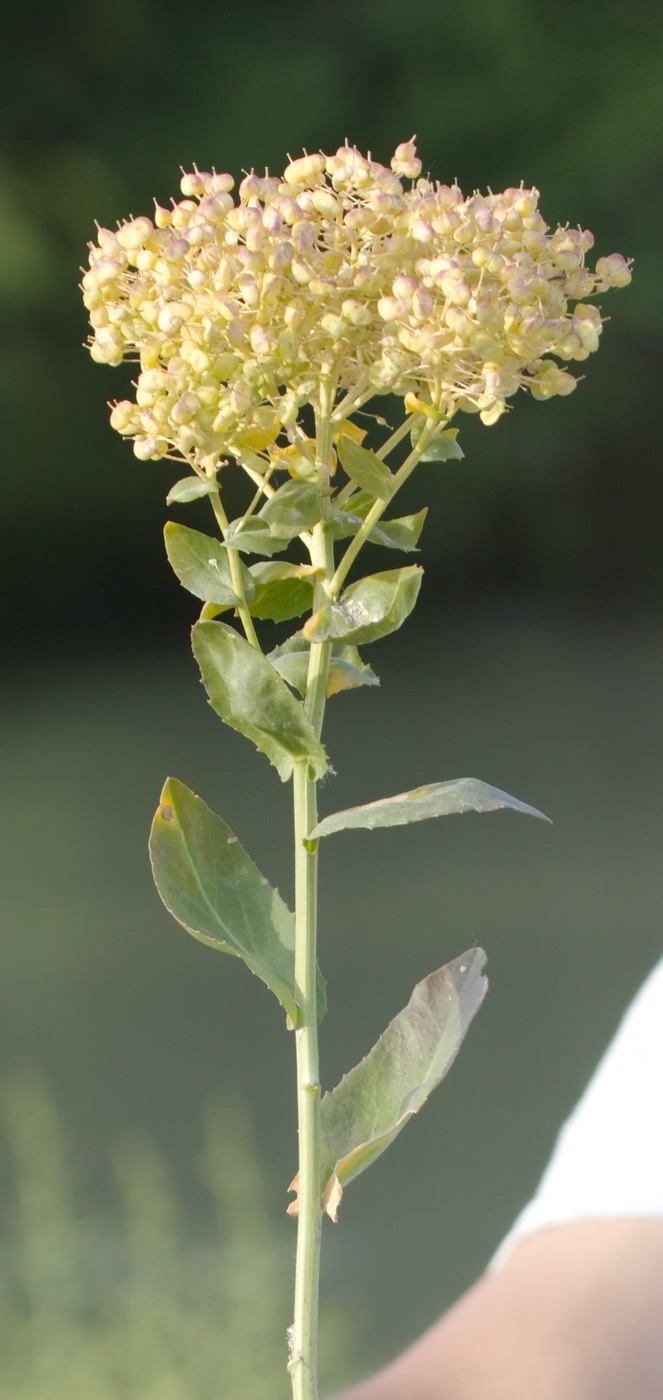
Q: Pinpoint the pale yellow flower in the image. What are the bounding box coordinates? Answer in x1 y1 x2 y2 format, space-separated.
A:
82 141 631 469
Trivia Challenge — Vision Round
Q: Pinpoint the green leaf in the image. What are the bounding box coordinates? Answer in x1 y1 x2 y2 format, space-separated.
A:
332 497 428 552
192 620 329 781
336 439 394 501
411 421 464 462
164 522 254 607
223 518 289 557
166 476 219 505
304 566 423 646
326 645 380 696
316 951 487 1219
268 637 379 698
259 480 322 538
371 509 427 551
149 778 326 1023
311 776 550 839
249 561 315 623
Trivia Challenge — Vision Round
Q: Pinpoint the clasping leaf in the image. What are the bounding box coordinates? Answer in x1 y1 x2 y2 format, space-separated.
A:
166 476 219 505
288 951 487 1219
164 522 253 607
259 479 323 538
310 777 550 839
304 566 422 646
268 636 379 698
337 438 394 501
192 620 329 781
149 778 326 1024
248 561 315 623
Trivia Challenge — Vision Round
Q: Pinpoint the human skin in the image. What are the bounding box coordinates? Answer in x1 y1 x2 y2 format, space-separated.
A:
332 1219 663 1400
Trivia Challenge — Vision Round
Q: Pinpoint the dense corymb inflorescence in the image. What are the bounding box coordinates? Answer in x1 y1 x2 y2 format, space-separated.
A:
82 139 631 471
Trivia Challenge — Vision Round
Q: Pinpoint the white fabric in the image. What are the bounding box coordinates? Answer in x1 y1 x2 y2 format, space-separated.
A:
494 956 663 1265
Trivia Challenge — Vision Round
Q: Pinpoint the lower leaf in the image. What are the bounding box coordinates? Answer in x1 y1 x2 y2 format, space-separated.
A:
316 950 487 1220
149 778 327 1024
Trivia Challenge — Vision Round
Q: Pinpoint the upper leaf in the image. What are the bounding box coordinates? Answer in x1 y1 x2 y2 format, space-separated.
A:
268 636 379 698
337 439 394 501
166 476 219 504
332 495 428 553
249 561 315 623
192 620 329 781
410 421 465 462
317 950 487 1219
164 522 253 607
223 518 289 556
259 479 323 538
311 777 550 839
304 566 423 646
149 778 326 1023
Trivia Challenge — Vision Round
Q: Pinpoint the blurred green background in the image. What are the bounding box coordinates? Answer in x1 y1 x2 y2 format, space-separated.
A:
2 0 663 1392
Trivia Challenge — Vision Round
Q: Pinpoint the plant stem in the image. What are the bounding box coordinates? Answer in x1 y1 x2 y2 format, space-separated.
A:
289 386 336 1400
289 759 323 1400
208 492 260 649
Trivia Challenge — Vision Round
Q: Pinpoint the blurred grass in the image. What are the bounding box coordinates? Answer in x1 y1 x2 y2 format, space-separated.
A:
0 1071 353 1397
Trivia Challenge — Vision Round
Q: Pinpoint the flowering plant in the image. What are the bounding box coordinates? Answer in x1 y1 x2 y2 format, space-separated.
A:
83 139 630 1400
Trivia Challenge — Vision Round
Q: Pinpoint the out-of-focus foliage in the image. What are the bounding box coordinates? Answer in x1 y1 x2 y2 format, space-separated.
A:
0 1071 352 1398
2 0 662 650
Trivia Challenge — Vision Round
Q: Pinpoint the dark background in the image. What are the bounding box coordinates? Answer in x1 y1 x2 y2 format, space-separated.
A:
2 2 663 1390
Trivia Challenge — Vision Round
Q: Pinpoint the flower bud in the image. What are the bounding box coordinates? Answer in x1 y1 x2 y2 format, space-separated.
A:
180 171 209 197
284 299 304 328
411 287 433 321
157 301 192 333
133 434 166 459
171 200 197 229
250 324 272 355
595 253 632 288
391 138 422 180
320 313 349 339
171 392 201 424
341 298 371 326
205 172 235 195
230 379 252 414
311 189 340 219
117 216 153 250
110 400 137 433
283 154 326 186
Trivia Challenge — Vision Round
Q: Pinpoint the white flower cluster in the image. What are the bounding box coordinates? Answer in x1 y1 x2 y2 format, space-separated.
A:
82 140 631 466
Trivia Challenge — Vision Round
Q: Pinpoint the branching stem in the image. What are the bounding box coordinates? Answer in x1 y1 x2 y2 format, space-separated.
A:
208 491 261 649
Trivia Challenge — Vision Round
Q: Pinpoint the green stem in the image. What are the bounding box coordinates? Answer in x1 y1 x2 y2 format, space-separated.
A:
208 492 260 649
289 761 322 1400
328 415 439 598
288 389 336 1400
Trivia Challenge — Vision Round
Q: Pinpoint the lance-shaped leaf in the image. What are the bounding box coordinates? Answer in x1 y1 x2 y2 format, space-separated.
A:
337 438 394 501
192 620 329 781
249 561 315 623
411 421 465 462
259 479 322 538
166 476 219 504
312 951 487 1219
223 517 289 557
310 776 549 840
332 495 428 553
164 522 254 607
304 566 422 646
149 778 326 1024
268 636 379 698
